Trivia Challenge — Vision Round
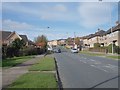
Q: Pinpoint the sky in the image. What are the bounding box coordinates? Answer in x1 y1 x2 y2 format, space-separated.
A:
1 1 119 41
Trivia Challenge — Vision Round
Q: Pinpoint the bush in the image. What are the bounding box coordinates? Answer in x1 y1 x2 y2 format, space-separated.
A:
114 46 120 54
6 46 15 58
2 44 47 59
19 47 46 56
107 44 120 54
2 44 7 59
89 47 106 52
94 43 100 48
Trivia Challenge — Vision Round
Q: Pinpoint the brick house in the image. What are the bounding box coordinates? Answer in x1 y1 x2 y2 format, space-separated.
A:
0 31 30 46
80 23 120 51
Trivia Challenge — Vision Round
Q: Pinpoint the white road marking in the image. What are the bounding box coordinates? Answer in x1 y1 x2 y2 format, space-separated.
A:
104 64 118 69
90 64 109 73
90 59 95 61
108 64 118 67
90 65 95 67
82 61 87 63
94 62 101 64
89 59 101 65
100 69 109 72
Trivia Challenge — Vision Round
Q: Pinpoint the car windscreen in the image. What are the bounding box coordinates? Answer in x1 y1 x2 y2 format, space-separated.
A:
73 49 77 50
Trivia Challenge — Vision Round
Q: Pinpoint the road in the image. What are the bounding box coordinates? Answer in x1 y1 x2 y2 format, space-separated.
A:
54 47 119 89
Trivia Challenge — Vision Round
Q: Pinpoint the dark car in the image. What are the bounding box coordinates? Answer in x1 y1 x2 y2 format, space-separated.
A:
58 49 61 53
54 48 61 53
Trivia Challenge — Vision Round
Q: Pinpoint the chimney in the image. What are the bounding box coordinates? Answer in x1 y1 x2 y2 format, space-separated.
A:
98 28 100 32
116 21 119 26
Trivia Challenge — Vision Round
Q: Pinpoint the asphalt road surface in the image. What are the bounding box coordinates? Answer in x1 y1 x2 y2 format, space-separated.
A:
54 46 119 89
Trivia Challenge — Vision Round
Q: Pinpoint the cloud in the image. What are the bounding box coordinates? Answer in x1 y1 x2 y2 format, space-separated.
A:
78 2 116 28
0 2 2 30
54 4 67 12
3 3 77 22
2 19 52 31
2 19 68 40
2 19 34 30
2 0 120 2
2 2 118 40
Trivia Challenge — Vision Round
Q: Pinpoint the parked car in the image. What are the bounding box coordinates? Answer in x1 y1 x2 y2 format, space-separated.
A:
71 48 78 53
53 48 61 53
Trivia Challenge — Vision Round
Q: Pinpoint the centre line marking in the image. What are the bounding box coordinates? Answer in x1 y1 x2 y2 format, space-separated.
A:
90 59 95 61
90 65 95 67
90 65 109 73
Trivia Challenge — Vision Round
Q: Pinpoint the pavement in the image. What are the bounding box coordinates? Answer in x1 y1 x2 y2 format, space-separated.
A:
54 46 119 88
2 55 43 88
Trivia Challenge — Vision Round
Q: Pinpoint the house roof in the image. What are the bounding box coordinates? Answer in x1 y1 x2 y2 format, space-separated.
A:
28 40 35 45
57 39 66 41
19 35 28 42
94 30 106 36
105 24 120 35
6 31 17 40
81 34 96 39
36 42 46 46
0 31 12 41
81 30 106 39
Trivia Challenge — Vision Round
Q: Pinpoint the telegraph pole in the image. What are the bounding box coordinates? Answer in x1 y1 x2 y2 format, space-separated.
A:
109 2 114 54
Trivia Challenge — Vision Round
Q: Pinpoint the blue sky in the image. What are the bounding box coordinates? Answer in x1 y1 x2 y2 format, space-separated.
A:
2 1 118 41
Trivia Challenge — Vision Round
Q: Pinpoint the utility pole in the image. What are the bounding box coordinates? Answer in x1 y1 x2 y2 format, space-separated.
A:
99 0 113 54
109 2 114 54
73 32 75 48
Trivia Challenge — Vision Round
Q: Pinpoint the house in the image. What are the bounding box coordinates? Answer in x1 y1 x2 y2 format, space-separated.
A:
80 22 120 51
103 23 120 47
1 31 29 46
88 30 106 48
1 31 12 45
81 34 95 50
57 39 66 46
35 42 46 48
47 40 58 47
65 37 74 49
28 40 35 46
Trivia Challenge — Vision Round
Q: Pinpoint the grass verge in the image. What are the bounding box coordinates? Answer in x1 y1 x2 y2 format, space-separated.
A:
6 56 58 89
0 56 35 68
7 72 58 89
106 55 120 59
29 56 55 71
79 51 105 56
79 51 120 60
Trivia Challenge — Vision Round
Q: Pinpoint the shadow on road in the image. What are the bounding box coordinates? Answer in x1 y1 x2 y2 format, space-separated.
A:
87 75 120 90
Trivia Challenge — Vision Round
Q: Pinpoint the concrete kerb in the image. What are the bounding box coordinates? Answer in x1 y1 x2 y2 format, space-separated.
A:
54 57 63 90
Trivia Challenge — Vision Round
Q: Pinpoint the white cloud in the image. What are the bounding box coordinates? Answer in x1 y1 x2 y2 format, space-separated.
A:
54 4 67 12
2 19 34 30
2 0 120 2
2 19 67 40
78 2 115 28
3 3 78 22
2 19 52 31
0 2 2 30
